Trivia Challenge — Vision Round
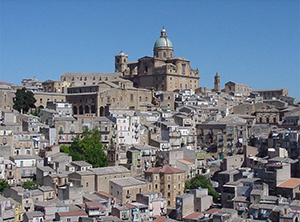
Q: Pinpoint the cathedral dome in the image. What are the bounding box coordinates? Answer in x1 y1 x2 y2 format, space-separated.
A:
154 28 173 48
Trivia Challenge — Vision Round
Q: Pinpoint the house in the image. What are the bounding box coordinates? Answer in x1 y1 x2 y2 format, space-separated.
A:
144 165 185 208
70 161 92 172
37 186 55 201
89 166 131 193
277 178 300 200
136 193 167 219
0 196 15 221
109 177 147 204
23 211 44 222
68 171 95 193
55 210 87 222
85 202 106 217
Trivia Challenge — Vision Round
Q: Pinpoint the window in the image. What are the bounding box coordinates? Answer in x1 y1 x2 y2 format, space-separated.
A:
84 77 87 81
182 64 186 74
139 188 142 193
86 182 89 187
178 183 181 189
168 184 171 190
168 192 170 197
130 94 133 101
155 184 158 189
167 175 171 181
163 52 166 58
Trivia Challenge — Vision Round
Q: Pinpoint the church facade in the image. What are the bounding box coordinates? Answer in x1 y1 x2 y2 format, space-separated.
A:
115 28 200 92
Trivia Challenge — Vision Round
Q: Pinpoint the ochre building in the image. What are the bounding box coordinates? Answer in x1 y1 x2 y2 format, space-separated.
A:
115 28 200 92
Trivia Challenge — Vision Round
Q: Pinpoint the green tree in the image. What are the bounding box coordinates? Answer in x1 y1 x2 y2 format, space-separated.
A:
61 128 108 168
185 175 219 201
0 180 10 194
13 87 37 113
22 181 40 190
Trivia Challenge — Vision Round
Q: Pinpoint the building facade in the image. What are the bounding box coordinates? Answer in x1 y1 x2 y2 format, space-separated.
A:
115 28 200 92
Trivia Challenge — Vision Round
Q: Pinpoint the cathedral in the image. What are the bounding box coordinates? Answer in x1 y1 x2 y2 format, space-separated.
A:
115 27 200 92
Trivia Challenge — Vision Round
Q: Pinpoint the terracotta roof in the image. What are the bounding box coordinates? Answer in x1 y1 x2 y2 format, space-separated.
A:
153 216 168 222
160 165 185 174
85 202 101 209
145 165 185 174
144 167 161 173
277 178 300 189
57 210 86 217
183 212 203 220
205 207 221 214
97 191 121 203
177 158 194 165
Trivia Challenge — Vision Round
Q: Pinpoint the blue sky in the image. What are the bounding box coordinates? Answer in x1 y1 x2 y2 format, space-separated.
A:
1 0 299 99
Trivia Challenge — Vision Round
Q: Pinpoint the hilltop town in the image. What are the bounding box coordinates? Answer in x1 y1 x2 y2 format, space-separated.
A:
0 28 299 222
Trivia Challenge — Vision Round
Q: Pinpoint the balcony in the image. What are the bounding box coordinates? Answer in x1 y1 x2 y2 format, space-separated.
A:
21 172 35 178
169 131 181 138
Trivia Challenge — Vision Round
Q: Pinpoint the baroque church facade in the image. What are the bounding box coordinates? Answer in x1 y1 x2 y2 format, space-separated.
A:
115 28 200 92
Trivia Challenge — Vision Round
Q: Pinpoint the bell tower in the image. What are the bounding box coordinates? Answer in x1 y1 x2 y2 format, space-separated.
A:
214 72 221 92
115 51 128 73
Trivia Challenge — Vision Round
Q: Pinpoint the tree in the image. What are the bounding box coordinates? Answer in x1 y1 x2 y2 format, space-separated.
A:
22 181 40 190
185 175 220 201
0 180 10 193
13 87 36 113
61 128 108 168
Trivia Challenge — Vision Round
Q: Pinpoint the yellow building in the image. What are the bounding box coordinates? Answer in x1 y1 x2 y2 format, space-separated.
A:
144 165 185 208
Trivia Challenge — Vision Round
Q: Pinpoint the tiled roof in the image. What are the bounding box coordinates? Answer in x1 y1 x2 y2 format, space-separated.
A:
97 191 121 203
145 165 185 174
153 216 168 222
183 212 203 220
57 210 86 217
205 207 221 214
85 201 101 209
177 158 194 165
277 178 300 189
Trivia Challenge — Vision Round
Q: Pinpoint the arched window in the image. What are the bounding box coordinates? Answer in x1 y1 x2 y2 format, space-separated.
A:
79 106 83 115
85 105 89 114
163 52 166 58
73 106 78 115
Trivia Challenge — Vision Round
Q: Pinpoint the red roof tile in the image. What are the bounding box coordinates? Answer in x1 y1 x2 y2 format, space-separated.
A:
160 165 185 174
58 210 87 217
153 216 168 222
145 165 185 174
85 202 101 209
205 208 221 214
277 178 300 189
183 212 203 220
97 191 121 203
